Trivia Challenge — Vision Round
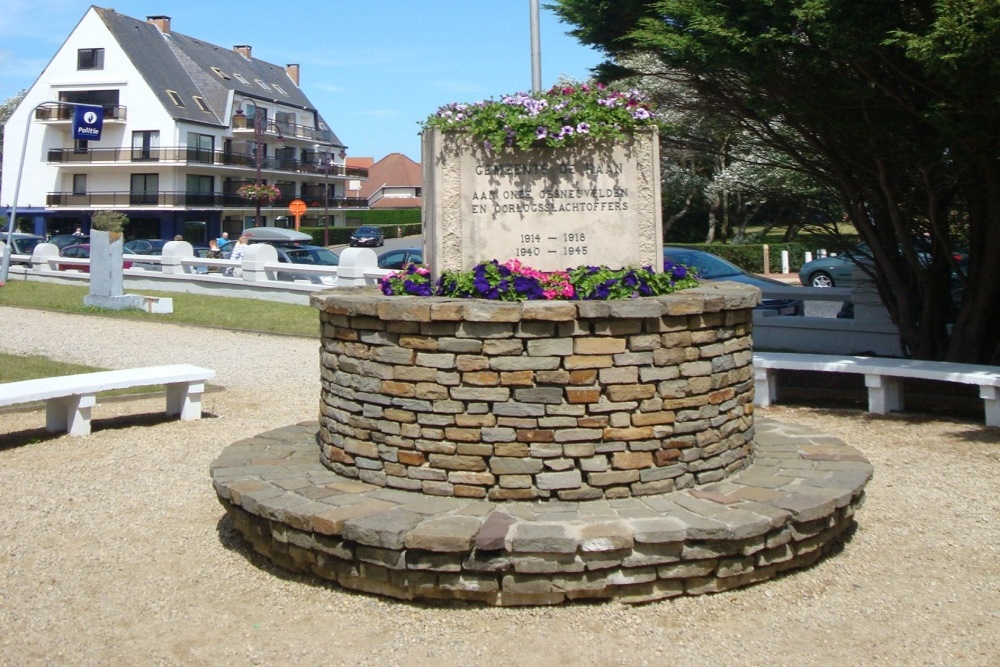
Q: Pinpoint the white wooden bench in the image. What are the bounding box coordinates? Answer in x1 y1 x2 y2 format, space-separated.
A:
0 364 215 436
753 352 1000 427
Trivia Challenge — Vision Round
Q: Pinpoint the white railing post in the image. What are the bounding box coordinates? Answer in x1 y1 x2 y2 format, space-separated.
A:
337 247 379 286
780 250 790 274
160 240 193 274
241 244 277 282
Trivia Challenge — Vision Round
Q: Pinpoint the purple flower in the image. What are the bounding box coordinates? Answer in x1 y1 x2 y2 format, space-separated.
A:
535 126 548 140
558 125 575 139
576 122 590 134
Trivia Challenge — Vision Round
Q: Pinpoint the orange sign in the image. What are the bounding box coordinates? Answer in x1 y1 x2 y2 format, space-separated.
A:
288 199 307 216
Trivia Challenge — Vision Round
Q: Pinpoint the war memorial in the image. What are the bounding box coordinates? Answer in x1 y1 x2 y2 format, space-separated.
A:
210 87 872 605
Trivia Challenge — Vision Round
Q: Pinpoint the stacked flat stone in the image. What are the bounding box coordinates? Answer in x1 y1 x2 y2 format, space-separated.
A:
210 418 873 605
312 283 759 501
211 283 873 605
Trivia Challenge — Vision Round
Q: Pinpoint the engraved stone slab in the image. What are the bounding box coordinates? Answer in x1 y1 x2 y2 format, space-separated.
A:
422 128 663 273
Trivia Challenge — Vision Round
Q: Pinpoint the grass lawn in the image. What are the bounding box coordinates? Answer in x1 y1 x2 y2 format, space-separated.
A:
0 281 319 337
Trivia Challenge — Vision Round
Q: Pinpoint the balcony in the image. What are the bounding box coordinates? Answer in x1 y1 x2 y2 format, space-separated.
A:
34 104 127 122
232 114 337 144
45 146 369 179
45 190 369 210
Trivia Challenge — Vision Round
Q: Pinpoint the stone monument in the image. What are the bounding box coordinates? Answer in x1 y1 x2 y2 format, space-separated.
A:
210 87 872 606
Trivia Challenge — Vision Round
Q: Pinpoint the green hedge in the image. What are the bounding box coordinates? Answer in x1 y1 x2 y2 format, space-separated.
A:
353 209 422 224
299 222 422 246
673 242 811 274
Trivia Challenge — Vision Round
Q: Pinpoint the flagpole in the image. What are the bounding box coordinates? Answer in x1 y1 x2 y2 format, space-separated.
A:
530 0 542 93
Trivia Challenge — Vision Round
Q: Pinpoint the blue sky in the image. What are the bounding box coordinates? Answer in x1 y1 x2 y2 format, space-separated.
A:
0 1 603 161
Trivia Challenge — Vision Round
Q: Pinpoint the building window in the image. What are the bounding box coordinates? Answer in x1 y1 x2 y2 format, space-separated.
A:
73 139 89 154
233 73 250 86
186 133 214 164
210 67 231 80
77 48 104 70
185 174 214 206
130 173 159 205
72 174 87 195
254 79 271 91
192 96 209 112
131 131 160 161
275 111 296 134
166 90 185 107
272 84 289 96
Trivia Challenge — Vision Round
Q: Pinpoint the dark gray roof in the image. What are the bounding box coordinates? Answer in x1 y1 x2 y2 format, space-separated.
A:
94 7 343 145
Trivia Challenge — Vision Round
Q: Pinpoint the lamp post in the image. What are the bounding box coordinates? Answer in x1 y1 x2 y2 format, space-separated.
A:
323 154 331 247
233 98 264 227
2 100 100 283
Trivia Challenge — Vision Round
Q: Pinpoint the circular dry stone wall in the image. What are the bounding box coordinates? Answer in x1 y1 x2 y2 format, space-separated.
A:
311 282 760 502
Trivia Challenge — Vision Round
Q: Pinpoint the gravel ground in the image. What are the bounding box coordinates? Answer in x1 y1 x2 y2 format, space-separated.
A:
1 306 998 666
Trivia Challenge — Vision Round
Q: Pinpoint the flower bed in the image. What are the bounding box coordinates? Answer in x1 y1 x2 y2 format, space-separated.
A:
424 83 656 151
380 259 698 301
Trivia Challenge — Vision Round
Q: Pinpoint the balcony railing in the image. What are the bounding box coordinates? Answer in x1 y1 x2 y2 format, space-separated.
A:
233 116 337 144
34 104 128 122
45 146 368 179
45 190 369 209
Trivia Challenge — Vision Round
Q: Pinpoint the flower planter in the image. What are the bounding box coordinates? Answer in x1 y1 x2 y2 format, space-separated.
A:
312 283 760 500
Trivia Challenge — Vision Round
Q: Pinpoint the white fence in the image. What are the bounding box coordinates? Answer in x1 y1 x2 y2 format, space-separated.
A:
1 241 901 355
1 240 392 305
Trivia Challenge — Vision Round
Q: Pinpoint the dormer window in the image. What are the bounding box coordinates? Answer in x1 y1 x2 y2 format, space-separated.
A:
210 66 231 80
192 96 209 112
166 90 185 107
233 73 250 85
272 83 288 96
254 79 271 91
77 48 104 70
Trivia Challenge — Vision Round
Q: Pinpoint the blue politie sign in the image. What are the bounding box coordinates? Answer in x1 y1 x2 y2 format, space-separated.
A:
72 104 104 141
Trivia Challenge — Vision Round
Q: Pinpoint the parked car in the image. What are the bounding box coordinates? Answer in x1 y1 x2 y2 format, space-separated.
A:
377 247 423 270
798 246 871 288
663 246 804 316
272 245 340 284
234 228 339 284
48 234 90 250
2 233 45 264
798 241 968 288
58 244 133 272
350 225 385 247
123 239 168 255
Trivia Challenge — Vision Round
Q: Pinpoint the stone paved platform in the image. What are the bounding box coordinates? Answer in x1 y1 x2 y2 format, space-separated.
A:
210 418 872 605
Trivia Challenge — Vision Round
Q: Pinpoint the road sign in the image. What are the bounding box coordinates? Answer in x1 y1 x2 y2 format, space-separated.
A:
72 104 104 141
288 199 307 230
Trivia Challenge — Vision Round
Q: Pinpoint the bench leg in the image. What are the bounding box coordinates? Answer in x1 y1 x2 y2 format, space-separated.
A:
980 386 999 428
166 381 205 420
47 394 97 436
754 368 777 407
865 375 903 414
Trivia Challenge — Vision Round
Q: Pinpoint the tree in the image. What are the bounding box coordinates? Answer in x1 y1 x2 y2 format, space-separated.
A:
551 0 1000 363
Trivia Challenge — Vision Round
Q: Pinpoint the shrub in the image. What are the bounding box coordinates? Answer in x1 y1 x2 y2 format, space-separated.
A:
90 210 129 233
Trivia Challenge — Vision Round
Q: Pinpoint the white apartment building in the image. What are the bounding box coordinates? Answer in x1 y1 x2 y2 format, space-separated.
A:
1 7 367 242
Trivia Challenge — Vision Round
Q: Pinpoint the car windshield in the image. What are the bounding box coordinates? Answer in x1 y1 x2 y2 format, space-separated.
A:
664 249 743 279
283 247 339 266
355 227 378 235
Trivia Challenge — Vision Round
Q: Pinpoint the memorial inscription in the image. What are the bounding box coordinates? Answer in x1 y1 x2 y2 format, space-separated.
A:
423 128 662 273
